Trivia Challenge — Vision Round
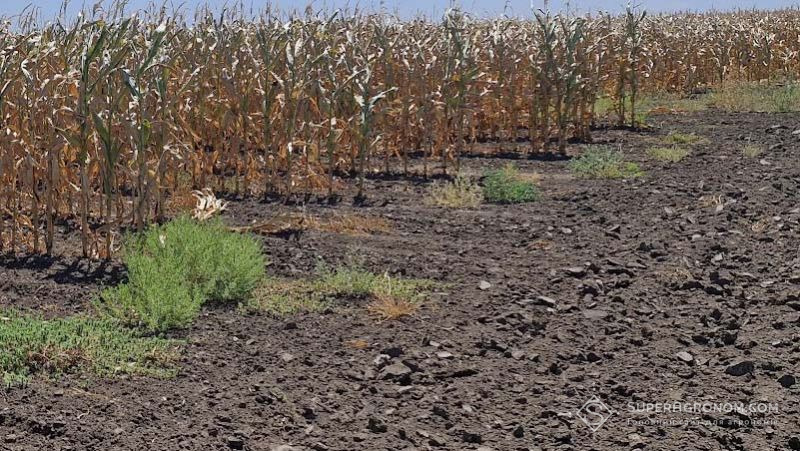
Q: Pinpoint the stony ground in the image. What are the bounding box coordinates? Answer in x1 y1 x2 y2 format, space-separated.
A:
2 110 800 450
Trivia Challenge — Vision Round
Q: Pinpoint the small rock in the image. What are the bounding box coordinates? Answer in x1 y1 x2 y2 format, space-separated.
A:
436 351 454 359
564 267 586 277
582 309 610 320
561 227 573 235
676 351 694 364
226 436 245 450
510 350 526 360
534 296 557 308
479 281 492 290
626 260 646 270
779 374 796 388
725 361 755 377
790 437 800 450
416 429 448 446
462 431 482 443
367 417 388 433
373 354 392 367
381 362 413 380
280 352 295 363
381 346 403 358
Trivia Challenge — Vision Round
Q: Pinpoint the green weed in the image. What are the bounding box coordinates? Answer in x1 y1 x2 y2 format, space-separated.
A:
483 165 539 204
570 146 644 179
246 264 434 318
97 217 266 332
0 311 180 387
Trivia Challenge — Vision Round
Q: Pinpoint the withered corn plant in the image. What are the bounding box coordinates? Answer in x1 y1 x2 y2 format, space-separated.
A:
2 2 800 257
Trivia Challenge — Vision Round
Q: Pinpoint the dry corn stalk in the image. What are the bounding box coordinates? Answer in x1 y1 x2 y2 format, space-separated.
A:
0 3 798 257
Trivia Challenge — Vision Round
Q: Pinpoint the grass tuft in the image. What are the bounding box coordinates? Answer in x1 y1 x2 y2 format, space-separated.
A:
367 296 419 321
482 165 539 204
647 146 690 162
246 264 434 319
97 217 266 333
427 175 484 208
662 132 707 146
741 143 764 158
248 279 327 316
569 146 644 179
0 311 180 387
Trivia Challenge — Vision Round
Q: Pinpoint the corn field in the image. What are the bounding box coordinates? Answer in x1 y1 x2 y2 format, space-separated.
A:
2 3 800 257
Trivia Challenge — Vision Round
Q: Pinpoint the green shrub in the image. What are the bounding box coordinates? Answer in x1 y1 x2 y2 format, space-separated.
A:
98 217 266 332
0 310 180 387
482 165 539 204
99 251 201 332
570 146 644 179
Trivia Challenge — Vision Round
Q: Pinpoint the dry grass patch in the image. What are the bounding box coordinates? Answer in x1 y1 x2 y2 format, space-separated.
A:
647 146 690 162
248 279 328 316
697 194 724 209
247 265 435 319
655 266 694 287
662 132 708 146
427 175 484 208
345 339 371 350
750 218 770 233
235 212 390 237
742 143 764 158
367 296 419 321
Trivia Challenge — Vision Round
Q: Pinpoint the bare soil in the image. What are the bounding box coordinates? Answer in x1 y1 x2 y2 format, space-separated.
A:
2 110 800 451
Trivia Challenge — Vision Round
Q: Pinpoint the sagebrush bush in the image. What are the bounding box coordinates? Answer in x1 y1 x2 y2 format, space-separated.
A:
482 165 539 204
569 146 643 179
98 217 266 332
99 258 200 332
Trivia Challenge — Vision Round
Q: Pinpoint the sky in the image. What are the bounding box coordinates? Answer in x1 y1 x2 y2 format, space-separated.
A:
0 0 798 20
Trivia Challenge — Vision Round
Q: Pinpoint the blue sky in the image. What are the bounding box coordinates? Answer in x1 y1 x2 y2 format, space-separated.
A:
1 0 798 19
